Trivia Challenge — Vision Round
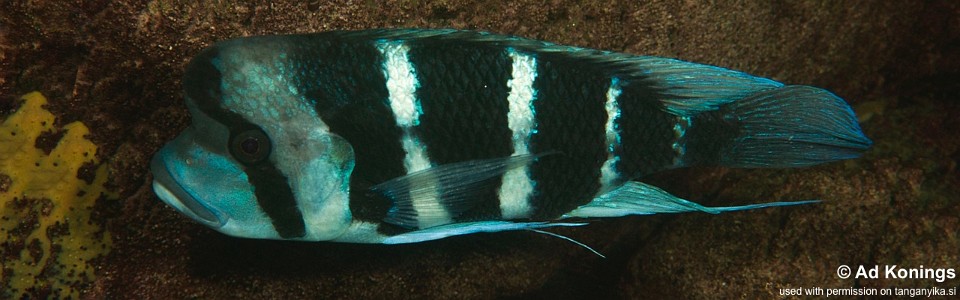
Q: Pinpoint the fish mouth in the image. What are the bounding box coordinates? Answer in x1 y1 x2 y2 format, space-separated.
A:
150 149 225 228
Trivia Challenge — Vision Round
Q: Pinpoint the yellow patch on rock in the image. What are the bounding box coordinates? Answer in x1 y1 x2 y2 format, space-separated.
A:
0 92 116 298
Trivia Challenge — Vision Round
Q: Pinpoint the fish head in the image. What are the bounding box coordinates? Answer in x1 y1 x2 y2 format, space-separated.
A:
151 38 356 241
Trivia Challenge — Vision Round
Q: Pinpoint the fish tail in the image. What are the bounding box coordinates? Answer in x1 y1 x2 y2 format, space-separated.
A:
683 85 872 168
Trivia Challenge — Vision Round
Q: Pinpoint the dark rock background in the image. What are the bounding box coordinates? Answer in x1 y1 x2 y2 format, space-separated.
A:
1 0 957 298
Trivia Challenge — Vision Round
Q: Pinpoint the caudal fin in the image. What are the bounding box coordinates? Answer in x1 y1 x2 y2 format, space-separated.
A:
713 85 872 168
676 85 872 168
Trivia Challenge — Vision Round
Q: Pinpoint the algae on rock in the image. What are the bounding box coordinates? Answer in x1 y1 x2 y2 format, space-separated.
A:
0 92 115 299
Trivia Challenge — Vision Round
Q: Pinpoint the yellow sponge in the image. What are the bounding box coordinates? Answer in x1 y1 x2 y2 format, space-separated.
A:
1 92 115 298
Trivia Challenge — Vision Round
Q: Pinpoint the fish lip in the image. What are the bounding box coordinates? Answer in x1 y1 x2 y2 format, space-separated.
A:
150 148 225 228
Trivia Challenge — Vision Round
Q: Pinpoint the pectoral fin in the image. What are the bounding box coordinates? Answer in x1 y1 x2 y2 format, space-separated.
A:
371 153 549 228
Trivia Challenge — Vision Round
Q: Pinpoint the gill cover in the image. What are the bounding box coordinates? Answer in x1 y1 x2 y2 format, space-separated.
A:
151 38 355 241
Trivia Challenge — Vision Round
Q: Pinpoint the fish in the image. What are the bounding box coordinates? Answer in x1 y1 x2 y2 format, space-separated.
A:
150 29 872 244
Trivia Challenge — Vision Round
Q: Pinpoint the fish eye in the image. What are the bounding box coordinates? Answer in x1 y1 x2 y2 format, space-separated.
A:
240 137 260 154
230 128 271 165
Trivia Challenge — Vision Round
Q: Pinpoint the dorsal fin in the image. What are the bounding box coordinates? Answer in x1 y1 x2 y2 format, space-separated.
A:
328 29 783 116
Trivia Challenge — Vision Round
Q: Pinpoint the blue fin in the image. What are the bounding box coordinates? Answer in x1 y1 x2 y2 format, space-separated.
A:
563 182 819 218
371 154 547 228
329 30 783 109
631 58 783 116
716 85 873 168
382 221 586 244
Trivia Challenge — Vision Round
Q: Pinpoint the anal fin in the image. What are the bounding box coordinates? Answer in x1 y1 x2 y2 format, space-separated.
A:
563 181 818 218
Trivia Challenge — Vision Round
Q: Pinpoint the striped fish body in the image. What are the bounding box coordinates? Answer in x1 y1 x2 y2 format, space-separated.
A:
151 29 871 243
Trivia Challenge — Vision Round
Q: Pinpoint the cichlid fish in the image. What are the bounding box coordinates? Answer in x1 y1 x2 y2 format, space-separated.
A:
150 29 871 244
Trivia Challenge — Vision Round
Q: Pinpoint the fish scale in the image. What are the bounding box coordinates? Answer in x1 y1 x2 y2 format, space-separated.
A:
526 57 610 218
407 41 514 221
682 110 738 167
616 82 684 176
295 38 402 223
